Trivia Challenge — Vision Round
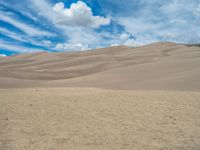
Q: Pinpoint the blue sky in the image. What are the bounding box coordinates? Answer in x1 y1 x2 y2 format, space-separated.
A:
0 0 200 56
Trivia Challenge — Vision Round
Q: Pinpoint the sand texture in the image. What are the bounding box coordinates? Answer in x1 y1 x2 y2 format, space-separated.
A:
0 88 200 150
0 43 200 150
0 42 200 90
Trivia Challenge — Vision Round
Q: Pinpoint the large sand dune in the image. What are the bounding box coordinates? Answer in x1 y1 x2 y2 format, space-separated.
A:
0 42 200 90
0 43 200 150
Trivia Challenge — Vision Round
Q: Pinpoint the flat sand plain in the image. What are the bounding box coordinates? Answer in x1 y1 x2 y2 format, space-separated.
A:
0 88 200 150
0 43 200 150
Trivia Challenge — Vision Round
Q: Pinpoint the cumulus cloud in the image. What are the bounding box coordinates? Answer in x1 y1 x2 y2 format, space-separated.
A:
53 1 110 28
54 43 89 51
119 33 130 41
110 32 144 47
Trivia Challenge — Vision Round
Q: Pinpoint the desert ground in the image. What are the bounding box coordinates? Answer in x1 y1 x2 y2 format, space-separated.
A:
0 42 200 150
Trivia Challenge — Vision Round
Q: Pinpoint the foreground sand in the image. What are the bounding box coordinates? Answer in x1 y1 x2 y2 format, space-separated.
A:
1 88 200 150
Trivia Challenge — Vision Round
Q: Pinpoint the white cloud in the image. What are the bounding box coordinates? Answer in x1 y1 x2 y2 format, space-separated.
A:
0 27 54 48
0 40 45 53
0 27 26 42
42 40 52 47
119 33 131 41
29 0 54 21
0 54 7 57
115 0 200 44
53 1 110 28
0 12 55 37
29 0 112 49
54 43 89 51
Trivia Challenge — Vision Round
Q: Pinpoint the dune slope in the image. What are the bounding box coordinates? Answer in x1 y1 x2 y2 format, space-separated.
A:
0 42 200 90
1 43 200 150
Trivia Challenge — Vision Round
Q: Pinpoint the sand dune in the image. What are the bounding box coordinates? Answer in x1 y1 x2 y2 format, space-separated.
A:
1 43 200 150
0 42 200 90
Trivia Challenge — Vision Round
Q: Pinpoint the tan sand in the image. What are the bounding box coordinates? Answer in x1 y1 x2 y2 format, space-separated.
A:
0 42 200 90
0 43 200 150
0 88 200 150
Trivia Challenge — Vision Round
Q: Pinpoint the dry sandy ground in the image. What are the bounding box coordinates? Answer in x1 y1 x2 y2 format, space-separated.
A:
0 43 200 150
0 88 200 150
